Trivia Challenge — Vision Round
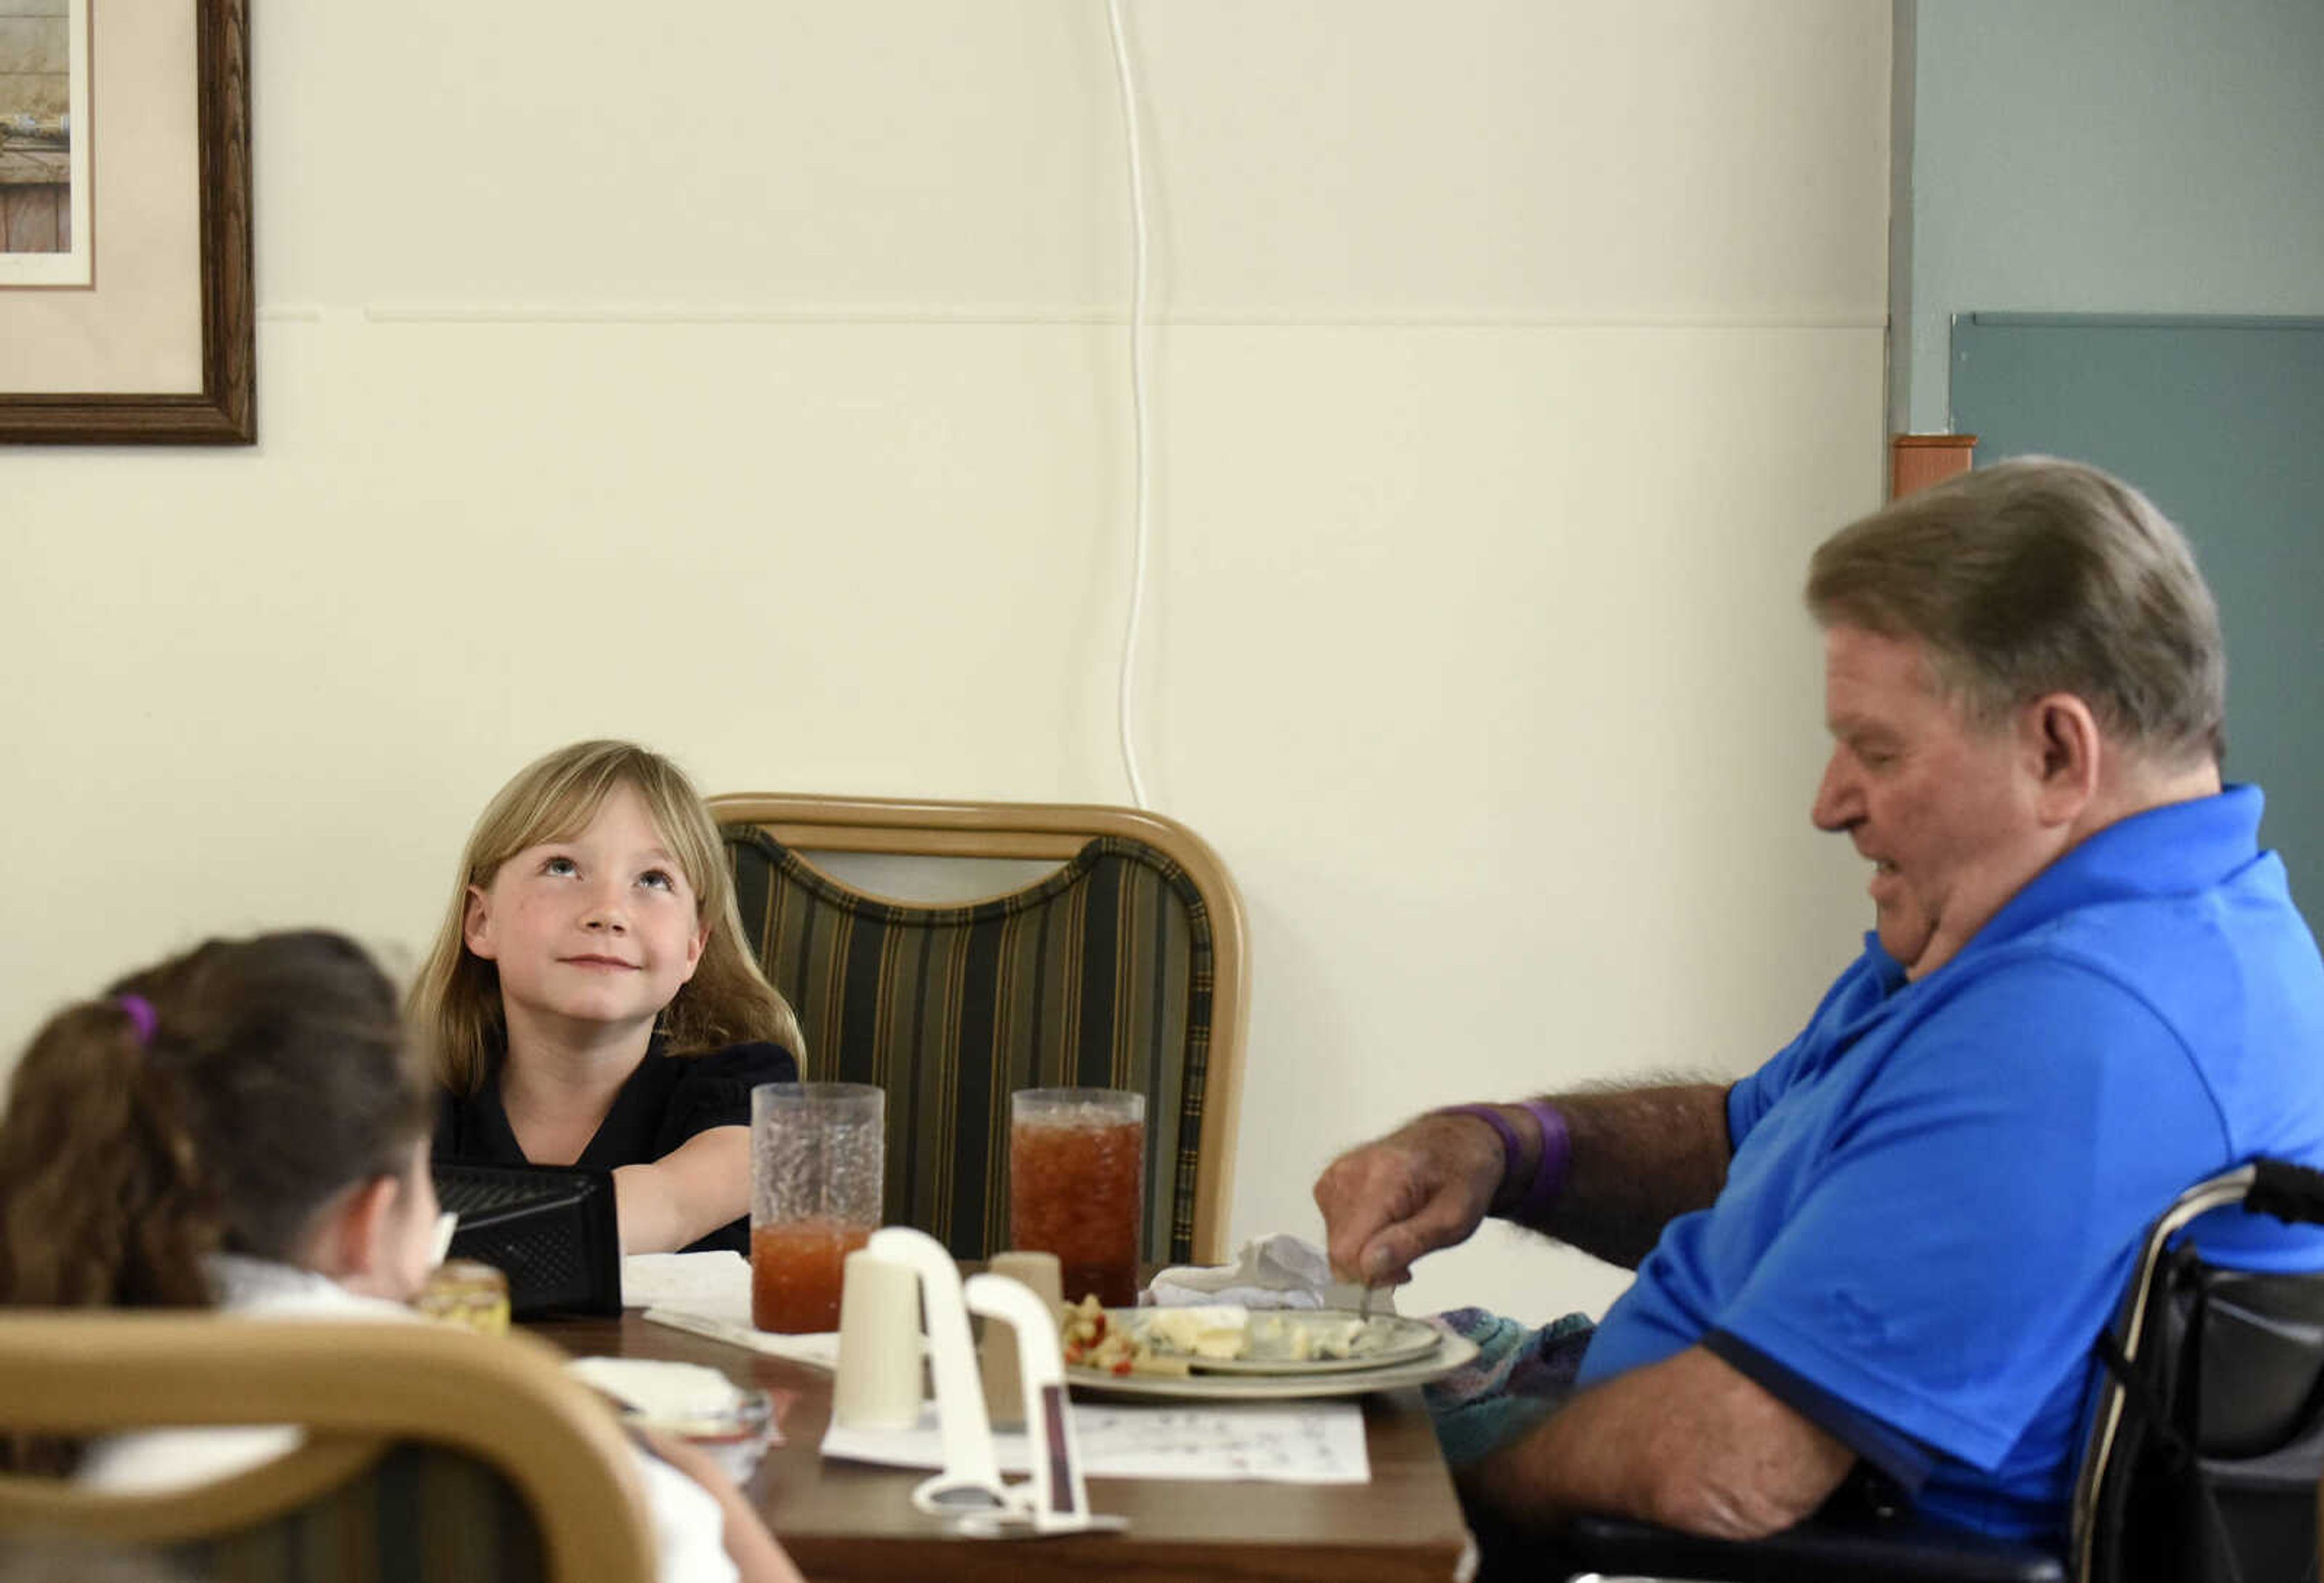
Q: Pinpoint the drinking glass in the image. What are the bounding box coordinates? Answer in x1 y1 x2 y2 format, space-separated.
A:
1008 1087 1145 1308
413 1259 510 1337
750 1082 885 1332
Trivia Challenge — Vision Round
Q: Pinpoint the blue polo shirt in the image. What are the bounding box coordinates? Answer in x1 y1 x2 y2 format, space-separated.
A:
1575 786 2324 1539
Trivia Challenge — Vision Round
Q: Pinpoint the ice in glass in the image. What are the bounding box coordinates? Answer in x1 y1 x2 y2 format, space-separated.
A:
1009 1087 1145 1309
750 1083 885 1332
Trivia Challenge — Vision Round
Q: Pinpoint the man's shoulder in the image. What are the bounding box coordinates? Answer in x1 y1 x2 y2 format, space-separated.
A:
1941 879 2324 1057
1892 922 2324 1158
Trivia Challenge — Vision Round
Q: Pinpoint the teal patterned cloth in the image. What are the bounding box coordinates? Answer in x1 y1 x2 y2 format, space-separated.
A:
1424 1306 1597 1467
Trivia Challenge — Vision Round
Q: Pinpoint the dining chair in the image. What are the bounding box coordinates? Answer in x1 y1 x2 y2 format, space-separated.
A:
0 1314 656 1583
711 792 1250 1266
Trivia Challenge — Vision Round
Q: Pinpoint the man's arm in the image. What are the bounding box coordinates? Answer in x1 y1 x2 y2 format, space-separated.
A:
1315 1081 1730 1284
1534 1083 1734 1267
1468 1343 1856 1539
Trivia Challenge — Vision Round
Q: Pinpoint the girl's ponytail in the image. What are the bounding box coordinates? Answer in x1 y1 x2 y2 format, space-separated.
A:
0 997 220 1312
2 931 427 1312
0 998 224 1476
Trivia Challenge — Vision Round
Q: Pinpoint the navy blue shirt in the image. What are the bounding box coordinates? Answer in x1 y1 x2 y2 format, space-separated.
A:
433 1037 798 1254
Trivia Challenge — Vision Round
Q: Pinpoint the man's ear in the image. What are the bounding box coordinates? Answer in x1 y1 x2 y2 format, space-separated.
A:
461 884 497 960
2023 692 2102 824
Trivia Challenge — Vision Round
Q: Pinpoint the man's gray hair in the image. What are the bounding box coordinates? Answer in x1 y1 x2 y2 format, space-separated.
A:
1806 457 2226 766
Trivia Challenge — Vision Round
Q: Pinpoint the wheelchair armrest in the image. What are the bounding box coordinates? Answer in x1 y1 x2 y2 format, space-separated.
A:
2247 1158 2324 1227
1564 1512 2064 1583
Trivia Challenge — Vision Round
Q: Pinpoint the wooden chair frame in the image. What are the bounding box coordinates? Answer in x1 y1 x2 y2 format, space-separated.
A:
709 791 1251 1264
0 1316 656 1582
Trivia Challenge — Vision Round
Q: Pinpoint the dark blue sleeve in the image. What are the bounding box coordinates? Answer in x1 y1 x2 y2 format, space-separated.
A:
658 1040 800 1150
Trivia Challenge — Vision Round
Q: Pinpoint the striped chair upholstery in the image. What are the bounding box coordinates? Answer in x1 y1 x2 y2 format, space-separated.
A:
163 1444 544 1582
718 797 1248 1266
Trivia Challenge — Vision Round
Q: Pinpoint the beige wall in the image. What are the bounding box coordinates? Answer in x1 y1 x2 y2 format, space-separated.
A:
1 0 1887 1323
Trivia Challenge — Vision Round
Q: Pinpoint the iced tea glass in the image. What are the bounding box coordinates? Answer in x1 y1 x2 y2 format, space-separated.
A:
1009 1087 1145 1308
750 1082 885 1332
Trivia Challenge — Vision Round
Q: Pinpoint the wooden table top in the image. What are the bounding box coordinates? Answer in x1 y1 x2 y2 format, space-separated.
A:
535 1311 1475 1583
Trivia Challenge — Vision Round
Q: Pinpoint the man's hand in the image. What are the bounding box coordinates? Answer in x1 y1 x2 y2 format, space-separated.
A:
1317 1083 1730 1277
1313 1112 1508 1285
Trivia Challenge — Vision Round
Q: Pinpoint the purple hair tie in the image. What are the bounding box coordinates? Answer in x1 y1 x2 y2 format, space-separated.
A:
114 993 159 1046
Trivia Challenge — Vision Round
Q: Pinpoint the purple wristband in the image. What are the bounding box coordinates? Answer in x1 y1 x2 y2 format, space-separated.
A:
1515 1099 1571 1224
1434 1101 1571 1224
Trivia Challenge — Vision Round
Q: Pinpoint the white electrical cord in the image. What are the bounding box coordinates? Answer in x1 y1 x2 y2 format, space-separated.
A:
1105 0 1154 811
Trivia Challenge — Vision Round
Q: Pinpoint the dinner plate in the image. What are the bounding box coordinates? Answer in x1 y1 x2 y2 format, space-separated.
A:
1065 1329 1480 1403
1128 1308 1445 1375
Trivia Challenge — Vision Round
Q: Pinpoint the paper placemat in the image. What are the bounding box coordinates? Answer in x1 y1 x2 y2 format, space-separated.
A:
642 1305 842 1370
821 1400 1368 1485
621 1251 844 1367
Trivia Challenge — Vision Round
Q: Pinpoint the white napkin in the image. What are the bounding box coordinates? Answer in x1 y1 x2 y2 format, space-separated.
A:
618 1251 849 1368
1143 1233 1384 1313
622 1251 750 1311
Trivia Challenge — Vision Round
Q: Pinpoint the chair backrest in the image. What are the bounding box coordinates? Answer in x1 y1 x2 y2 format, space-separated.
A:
0 1314 657 1583
2074 1162 2324 1583
711 792 1250 1265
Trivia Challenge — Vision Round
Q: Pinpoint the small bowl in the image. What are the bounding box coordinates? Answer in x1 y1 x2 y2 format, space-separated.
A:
630 1386 776 1446
567 1356 781 1481
635 1388 777 1481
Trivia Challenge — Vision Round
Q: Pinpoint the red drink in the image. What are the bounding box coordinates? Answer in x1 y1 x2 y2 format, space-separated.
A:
1010 1113 1143 1308
752 1219 872 1332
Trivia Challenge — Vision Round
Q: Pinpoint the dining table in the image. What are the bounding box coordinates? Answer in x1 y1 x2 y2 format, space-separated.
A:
534 1306 1479 1583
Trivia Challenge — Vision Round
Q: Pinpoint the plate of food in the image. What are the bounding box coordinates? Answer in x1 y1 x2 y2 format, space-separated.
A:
1057 1300 1476 1400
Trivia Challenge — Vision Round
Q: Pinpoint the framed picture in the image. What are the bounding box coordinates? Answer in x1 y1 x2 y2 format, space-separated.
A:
0 0 252 444
0 0 91 287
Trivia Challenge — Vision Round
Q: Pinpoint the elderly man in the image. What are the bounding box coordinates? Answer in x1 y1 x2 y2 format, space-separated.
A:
1315 457 2324 1546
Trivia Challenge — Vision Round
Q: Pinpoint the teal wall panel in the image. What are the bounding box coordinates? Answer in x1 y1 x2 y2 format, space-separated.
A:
1952 313 2324 937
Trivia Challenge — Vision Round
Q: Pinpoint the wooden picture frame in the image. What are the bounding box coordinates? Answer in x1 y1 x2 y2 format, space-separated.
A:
0 0 253 444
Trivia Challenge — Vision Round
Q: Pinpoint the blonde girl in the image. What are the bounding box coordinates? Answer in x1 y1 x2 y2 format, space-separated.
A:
413 741 803 1255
